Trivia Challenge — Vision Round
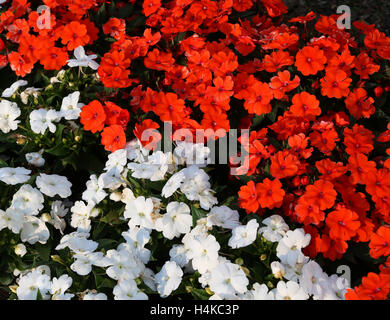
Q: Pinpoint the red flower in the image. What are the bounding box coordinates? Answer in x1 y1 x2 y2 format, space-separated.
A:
304 179 337 211
326 208 360 241
80 100 106 133
134 119 161 151
101 125 126 152
295 46 327 76
256 178 285 209
369 226 390 259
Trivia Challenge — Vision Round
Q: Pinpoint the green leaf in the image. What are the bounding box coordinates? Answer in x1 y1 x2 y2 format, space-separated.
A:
191 205 207 227
188 287 211 300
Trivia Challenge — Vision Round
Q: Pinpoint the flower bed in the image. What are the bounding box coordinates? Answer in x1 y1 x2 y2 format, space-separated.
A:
0 0 389 300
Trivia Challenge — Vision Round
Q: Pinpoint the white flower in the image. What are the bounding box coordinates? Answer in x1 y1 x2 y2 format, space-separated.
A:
0 99 21 133
105 148 128 174
155 202 192 240
60 91 84 120
299 260 328 296
49 201 68 234
124 196 155 229
83 291 107 300
2 80 27 97
82 174 107 205
169 244 189 268
0 167 31 185
20 216 50 244
250 283 275 300
206 206 240 229
29 109 60 134
174 142 210 167
273 280 309 300
317 274 349 300
14 243 27 257
0 208 25 233
11 184 44 216
121 227 151 264
55 231 97 253
36 173 72 198
67 46 99 70
16 269 52 300
20 87 41 104
270 261 286 279
25 150 45 167
186 234 220 274
258 215 289 242
228 219 259 249
155 261 183 298
161 171 186 198
276 229 311 267
70 201 95 232
209 262 249 297
113 279 148 300
51 275 74 300
105 249 142 281
70 251 109 276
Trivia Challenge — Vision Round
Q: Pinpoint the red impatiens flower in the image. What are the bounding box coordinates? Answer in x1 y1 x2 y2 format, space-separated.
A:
289 92 321 119
369 226 390 259
320 70 352 98
304 179 337 211
256 178 285 209
326 207 361 241
103 102 130 128
345 88 375 119
270 150 300 179
295 46 327 76
101 125 126 152
80 100 106 133
60 21 90 51
238 180 260 214
103 18 126 40
133 119 161 151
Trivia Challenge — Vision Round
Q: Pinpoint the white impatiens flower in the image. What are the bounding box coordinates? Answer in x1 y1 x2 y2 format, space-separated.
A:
113 279 148 300
105 148 128 174
186 234 220 274
270 261 286 280
250 283 275 300
0 99 21 133
124 196 155 229
105 248 142 281
155 202 192 240
299 260 328 296
60 91 84 120
169 244 189 268
209 262 249 297
173 142 210 167
258 215 289 242
161 170 186 198
16 269 52 300
276 229 311 267
67 46 99 70
82 174 107 205
11 184 44 216
20 87 41 104
273 280 309 300
51 274 74 300
70 251 110 276
1 79 27 97
0 167 31 185
0 208 25 233
121 227 151 264
228 219 259 249
49 200 68 234
83 291 108 300
36 174 72 198
70 201 96 232
20 216 50 245
155 261 183 298
29 109 61 134
25 150 45 167
206 206 240 229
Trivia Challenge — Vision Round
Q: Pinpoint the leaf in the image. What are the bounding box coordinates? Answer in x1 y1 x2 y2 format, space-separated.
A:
45 144 70 157
191 205 207 227
188 287 211 300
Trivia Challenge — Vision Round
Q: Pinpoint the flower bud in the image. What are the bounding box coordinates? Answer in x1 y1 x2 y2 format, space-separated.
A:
14 244 27 257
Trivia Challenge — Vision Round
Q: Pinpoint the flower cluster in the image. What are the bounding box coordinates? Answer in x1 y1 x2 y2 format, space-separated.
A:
0 0 389 300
